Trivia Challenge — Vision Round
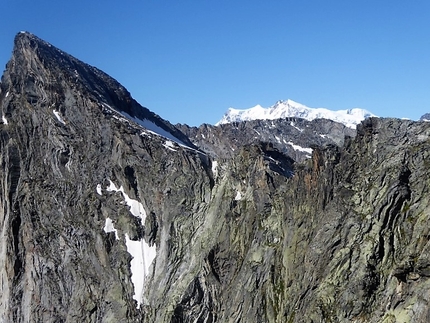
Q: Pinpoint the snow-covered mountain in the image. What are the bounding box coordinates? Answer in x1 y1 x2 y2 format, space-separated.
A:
216 99 376 129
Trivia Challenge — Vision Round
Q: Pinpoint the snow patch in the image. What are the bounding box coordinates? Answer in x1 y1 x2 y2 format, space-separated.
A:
140 131 152 138
235 191 242 201
290 122 304 132
287 142 313 154
106 180 156 308
163 140 177 152
103 218 119 240
2 115 8 125
112 115 128 123
106 180 146 220
212 161 218 178
125 234 156 308
53 110 66 125
96 184 102 196
5 91 9 98
106 180 119 192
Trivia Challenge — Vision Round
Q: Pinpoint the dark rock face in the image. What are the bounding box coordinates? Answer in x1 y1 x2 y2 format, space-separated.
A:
177 118 355 162
1 32 430 323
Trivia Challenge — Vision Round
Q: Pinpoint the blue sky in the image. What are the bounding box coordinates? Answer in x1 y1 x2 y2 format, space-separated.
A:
1 1 430 126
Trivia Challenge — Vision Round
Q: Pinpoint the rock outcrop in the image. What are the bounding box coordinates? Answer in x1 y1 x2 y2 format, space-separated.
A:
177 118 355 162
1 32 430 323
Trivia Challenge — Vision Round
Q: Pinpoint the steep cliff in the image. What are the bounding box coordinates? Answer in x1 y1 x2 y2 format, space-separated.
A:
1 32 430 323
0 31 209 322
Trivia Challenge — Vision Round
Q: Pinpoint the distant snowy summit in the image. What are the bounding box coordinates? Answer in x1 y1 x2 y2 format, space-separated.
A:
216 99 376 129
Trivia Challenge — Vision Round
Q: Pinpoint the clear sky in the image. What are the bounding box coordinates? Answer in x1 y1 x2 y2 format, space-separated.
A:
1 1 430 126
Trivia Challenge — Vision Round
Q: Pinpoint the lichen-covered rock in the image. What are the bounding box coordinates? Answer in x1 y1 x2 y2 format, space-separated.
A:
1 32 430 323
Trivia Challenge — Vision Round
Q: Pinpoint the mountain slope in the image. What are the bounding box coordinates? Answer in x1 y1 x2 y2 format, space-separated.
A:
1 32 195 148
178 117 355 162
217 99 376 128
0 32 210 322
1 32 430 323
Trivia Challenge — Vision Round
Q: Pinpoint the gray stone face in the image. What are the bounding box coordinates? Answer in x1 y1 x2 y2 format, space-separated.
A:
1 32 430 323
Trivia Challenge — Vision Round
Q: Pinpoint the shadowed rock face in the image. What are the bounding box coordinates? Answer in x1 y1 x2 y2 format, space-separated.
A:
1 32 430 323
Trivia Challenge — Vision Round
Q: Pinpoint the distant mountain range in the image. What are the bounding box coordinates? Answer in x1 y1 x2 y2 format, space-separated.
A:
216 99 376 128
421 113 430 121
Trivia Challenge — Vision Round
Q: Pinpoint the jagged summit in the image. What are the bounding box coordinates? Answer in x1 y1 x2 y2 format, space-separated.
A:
3 31 195 147
420 113 430 121
216 99 376 128
10 31 128 103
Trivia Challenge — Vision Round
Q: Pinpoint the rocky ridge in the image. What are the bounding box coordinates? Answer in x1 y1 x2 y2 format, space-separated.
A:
1 32 430 323
177 117 355 162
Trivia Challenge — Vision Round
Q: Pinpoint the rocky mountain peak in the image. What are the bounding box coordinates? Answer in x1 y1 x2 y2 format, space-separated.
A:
2 31 195 148
9 31 129 105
